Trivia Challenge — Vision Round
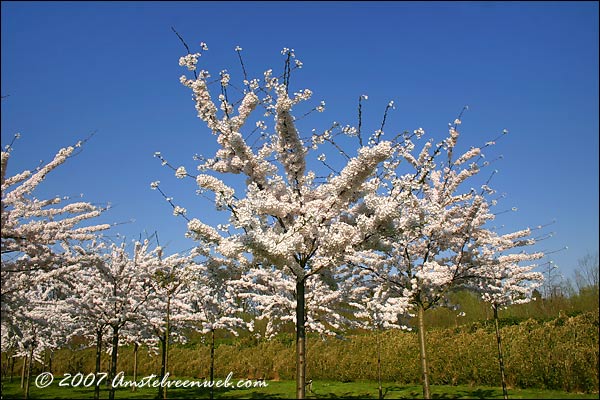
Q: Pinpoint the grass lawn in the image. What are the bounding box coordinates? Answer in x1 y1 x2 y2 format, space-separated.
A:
1 378 598 399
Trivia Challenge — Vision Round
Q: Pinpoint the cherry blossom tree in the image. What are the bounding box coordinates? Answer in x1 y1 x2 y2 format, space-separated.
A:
153 41 398 398
182 251 250 400
347 119 528 399
2 279 75 399
65 240 153 400
64 242 113 400
0 326 20 383
135 243 195 400
119 325 156 394
66 238 189 400
1 134 110 343
345 270 410 400
471 228 544 399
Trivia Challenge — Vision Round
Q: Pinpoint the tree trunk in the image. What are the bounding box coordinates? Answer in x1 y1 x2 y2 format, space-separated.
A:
165 296 170 400
1 352 5 382
210 329 215 400
10 353 15 383
132 342 139 392
48 350 53 374
20 355 26 389
295 278 306 399
94 328 103 400
417 304 431 399
108 326 119 400
493 305 509 400
158 296 171 399
376 326 383 400
158 334 167 400
24 343 34 400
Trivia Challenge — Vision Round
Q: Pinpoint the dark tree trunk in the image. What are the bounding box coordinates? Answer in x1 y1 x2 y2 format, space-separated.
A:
20 355 26 389
493 305 509 400
295 278 306 399
158 296 171 399
94 328 103 400
108 326 119 400
376 327 383 400
24 343 34 400
10 353 16 382
417 304 431 399
165 297 170 400
48 350 53 374
0 352 5 382
158 334 167 400
132 342 139 392
210 329 215 400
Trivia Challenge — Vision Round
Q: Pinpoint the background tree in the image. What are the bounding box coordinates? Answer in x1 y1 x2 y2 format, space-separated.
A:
3 279 75 399
473 227 544 399
349 119 529 399
1 135 109 398
136 242 194 400
346 273 409 400
574 252 599 298
1 134 110 338
68 240 152 400
182 251 250 400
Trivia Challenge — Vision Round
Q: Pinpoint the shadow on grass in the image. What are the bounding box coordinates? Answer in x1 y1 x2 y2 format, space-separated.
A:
459 388 497 399
310 384 409 399
312 393 374 399
327 385 499 400
151 385 278 399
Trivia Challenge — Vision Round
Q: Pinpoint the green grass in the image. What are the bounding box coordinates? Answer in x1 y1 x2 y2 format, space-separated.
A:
2 378 598 399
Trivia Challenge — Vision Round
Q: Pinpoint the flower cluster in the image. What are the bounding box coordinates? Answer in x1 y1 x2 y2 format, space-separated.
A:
175 166 187 179
178 53 201 71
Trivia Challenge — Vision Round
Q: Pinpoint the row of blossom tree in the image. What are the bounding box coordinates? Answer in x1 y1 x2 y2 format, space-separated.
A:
1 42 544 400
2 136 109 399
0 136 248 399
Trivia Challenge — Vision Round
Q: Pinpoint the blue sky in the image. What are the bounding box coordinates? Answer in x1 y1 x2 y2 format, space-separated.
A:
1 1 598 283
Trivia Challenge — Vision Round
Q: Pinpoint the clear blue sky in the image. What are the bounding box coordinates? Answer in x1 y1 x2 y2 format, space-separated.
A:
2 2 598 282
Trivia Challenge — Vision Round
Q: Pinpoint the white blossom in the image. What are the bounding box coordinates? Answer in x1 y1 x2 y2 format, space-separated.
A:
178 53 201 71
316 101 326 112
175 166 187 179
172 206 187 216
414 127 425 138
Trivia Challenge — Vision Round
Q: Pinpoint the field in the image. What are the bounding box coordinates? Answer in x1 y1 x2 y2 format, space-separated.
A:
1 379 599 399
